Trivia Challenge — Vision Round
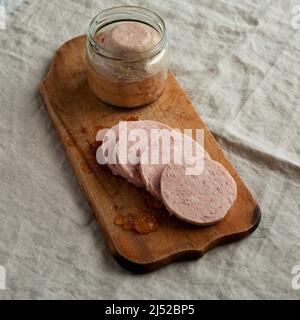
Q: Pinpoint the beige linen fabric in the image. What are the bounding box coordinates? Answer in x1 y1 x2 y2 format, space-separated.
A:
0 0 299 299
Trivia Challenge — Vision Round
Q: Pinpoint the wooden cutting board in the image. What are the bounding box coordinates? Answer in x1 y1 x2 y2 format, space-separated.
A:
40 35 261 273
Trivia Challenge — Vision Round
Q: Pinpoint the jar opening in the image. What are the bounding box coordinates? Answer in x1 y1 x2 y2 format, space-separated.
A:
88 6 167 62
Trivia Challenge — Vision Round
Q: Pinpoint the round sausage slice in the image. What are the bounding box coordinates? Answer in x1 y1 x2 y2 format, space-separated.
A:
160 161 237 225
139 134 211 199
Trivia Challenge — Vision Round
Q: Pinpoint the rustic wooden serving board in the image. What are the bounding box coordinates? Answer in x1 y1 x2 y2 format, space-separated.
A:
40 35 261 273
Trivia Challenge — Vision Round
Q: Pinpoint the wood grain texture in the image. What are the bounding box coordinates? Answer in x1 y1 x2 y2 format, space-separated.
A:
40 35 261 273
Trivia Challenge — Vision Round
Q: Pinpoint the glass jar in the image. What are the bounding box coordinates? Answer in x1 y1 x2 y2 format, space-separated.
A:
86 6 168 108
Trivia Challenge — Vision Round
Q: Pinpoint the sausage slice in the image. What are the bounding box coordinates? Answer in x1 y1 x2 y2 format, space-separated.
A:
160 161 237 225
139 134 211 198
113 120 171 187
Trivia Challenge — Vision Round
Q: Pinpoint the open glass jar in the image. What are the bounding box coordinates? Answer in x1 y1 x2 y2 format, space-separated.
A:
86 6 168 108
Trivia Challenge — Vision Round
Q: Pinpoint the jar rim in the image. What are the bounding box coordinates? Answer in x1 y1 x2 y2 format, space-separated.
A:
87 6 167 62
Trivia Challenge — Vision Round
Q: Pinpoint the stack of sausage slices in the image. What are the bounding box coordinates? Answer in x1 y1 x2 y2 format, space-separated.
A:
96 120 237 226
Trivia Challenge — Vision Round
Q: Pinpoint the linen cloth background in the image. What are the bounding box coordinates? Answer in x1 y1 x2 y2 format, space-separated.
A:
0 0 299 299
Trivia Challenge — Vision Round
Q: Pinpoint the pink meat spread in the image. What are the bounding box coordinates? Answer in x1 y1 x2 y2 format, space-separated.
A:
103 21 159 54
